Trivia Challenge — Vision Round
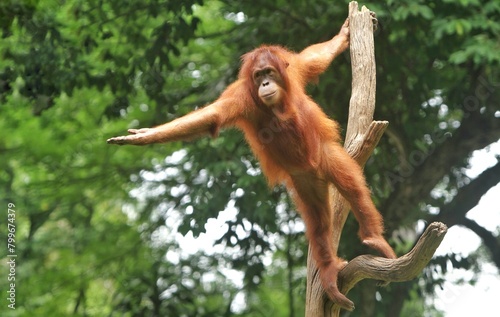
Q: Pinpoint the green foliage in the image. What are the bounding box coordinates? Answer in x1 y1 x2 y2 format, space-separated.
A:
0 0 499 316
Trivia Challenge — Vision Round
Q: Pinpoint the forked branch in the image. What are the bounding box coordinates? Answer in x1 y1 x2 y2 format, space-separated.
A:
329 222 448 315
305 2 447 316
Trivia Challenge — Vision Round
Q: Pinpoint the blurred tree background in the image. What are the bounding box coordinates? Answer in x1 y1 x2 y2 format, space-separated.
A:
0 0 499 316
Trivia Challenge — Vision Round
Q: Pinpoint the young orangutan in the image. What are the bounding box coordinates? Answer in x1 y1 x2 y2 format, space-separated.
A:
108 18 395 311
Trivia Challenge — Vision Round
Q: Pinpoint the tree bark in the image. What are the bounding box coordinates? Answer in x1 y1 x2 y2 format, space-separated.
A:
305 2 383 316
304 2 447 316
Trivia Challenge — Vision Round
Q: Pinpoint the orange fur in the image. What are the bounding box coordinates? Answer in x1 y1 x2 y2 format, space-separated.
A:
107 22 395 311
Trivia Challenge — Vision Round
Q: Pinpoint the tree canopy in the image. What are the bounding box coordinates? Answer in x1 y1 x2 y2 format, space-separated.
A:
0 0 499 316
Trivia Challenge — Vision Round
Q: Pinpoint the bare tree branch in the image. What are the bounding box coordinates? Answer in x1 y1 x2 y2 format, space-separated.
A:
306 3 383 315
427 161 500 268
460 217 500 269
305 3 448 316
431 161 500 227
328 222 448 315
384 110 500 228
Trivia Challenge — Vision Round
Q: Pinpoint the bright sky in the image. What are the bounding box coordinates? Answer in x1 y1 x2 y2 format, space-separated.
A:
160 141 500 315
434 141 500 317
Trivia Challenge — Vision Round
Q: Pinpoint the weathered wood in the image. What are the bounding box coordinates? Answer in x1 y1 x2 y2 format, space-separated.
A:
305 2 446 317
305 2 382 316
329 222 448 315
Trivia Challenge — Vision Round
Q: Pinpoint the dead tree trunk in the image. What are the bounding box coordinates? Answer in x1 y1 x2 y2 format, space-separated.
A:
304 2 447 316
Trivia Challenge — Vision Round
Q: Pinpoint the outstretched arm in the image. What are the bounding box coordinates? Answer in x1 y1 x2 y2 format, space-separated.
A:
297 18 350 82
107 97 243 145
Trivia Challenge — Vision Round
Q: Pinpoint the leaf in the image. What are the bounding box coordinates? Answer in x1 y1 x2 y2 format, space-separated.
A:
418 5 434 20
449 50 468 65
